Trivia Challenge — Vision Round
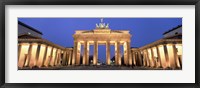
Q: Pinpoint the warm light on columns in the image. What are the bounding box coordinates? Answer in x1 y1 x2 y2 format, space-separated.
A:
106 41 111 65
53 49 60 66
147 49 154 67
166 44 177 68
37 44 46 67
50 48 57 66
152 47 158 67
175 44 182 67
115 42 118 65
76 42 81 65
93 41 98 65
158 45 167 68
18 43 30 68
86 42 90 65
144 50 149 66
29 43 38 67
68 50 72 65
56 49 61 65
72 41 77 65
143 51 148 66
123 42 127 65
44 46 52 67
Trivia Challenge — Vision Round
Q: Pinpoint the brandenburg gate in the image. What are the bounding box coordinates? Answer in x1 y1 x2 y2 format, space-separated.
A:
72 19 132 66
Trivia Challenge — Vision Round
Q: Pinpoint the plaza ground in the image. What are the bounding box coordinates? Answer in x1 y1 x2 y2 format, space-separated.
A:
18 65 181 70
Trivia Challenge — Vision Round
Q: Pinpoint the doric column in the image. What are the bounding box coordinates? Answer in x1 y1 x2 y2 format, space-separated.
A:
123 42 127 65
66 51 69 65
83 41 89 65
62 51 67 66
38 44 48 67
18 43 30 68
132 52 136 66
50 48 57 66
18 44 22 62
145 51 148 66
150 48 155 67
86 42 90 65
93 41 98 65
76 42 81 65
115 41 120 65
146 49 150 67
172 44 178 68
57 50 62 65
28 43 39 67
72 41 78 65
68 50 72 65
128 43 132 66
115 42 118 65
106 41 111 65
163 44 170 67
138 51 142 66
44 46 52 67
54 49 59 66
117 42 121 65
156 46 162 67
25 43 33 67
142 50 146 66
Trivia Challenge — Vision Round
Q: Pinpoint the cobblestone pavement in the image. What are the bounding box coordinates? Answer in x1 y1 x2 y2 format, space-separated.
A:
19 65 181 70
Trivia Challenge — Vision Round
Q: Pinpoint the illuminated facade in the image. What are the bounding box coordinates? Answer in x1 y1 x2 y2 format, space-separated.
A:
131 25 182 69
18 19 182 69
72 19 132 66
18 35 73 68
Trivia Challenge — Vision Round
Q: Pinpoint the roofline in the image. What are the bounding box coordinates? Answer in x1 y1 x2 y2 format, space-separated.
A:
18 21 43 35
163 25 182 35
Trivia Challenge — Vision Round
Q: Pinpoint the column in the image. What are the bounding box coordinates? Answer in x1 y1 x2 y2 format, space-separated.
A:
117 42 121 65
115 41 120 65
93 41 98 65
37 44 47 67
72 41 77 65
123 42 127 65
28 43 39 67
44 46 53 67
115 42 118 65
132 52 136 66
76 42 81 65
50 48 57 66
57 50 62 65
24 43 33 67
176 44 182 68
128 43 132 66
18 43 30 68
150 48 155 67
146 49 150 67
172 44 178 68
163 44 170 67
86 42 90 65
106 41 111 65
62 51 67 66
54 49 59 66
68 50 72 65
18 44 22 62
156 46 162 67
142 50 146 66
138 51 142 66
65 51 69 66
83 41 89 65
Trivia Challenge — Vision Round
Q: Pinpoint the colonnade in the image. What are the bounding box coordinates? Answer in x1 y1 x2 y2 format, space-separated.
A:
132 43 182 68
72 41 131 66
18 42 73 68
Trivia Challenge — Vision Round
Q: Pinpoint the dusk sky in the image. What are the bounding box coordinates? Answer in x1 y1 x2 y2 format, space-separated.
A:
18 18 182 62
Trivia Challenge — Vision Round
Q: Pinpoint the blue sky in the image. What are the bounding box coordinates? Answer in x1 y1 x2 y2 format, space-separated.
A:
18 18 182 62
